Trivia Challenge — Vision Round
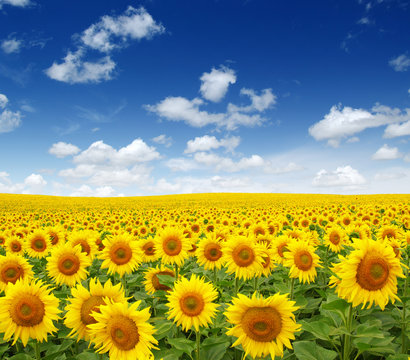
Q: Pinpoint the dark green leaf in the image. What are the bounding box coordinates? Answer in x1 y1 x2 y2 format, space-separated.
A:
293 341 338 360
167 337 195 355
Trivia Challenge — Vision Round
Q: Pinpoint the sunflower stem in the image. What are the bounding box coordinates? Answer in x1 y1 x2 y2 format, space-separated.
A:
14 341 21 353
121 275 127 297
289 278 295 300
196 330 200 360
175 264 179 281
34 341 41 360
234 277 239 296
342 303 353 360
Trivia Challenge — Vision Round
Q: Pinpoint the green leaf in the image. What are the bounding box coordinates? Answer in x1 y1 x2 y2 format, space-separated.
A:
201 335 230 360
154 320 175 340
8 355 34 360
300 320 331 340
156 274 176 289
354 324 384 338
293 341 338 360
321 299 349 320
167 337 196 355
152 348 184 360
387 355 410 360
76 352 101 360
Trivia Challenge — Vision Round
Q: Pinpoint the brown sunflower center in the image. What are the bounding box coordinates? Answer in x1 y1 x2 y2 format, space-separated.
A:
1 263 23 284
277 242 288 258
382 230 395 239
32 237 46 252
109 243 132 265
57 254 80 275
80 295 105 325
108 315 139 351
232 245 255 267
204 243 222 261
179 292 205 316
11 241 22 252
329 231 340 245
10 294 45 327
294 250 313 271
142 241 155 256
241 307 282 342
162 236 182 256
49 232 59 245
152 270 174 291
356 255 390 291
73 240 91 256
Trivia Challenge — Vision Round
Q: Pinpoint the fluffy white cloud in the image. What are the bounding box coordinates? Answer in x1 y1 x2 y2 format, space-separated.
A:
372 144 402 160
0 0 30 8
312 165 366 187
389 54 410 72
0 172 47 194
165 158 198 172
384 119 410 138
184 135 240 153
81 6 165 53
0 94 8 109
309 104 410 146
1 38 22 54
70 185 117 197
45 50 116 84
49 142 81 158
152 134 172 148
199 66 236 102
24 173 47 187
228 88 276 113
0 109 22 133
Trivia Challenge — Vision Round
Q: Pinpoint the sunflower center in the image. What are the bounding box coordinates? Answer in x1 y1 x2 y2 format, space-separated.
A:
241 307 282 342
11 241 22 252
179 293 205 316
329 232 340 245
356 255 390 291
10 294 45 327
80 295 105 325
204 243 222 261
142 241 155 256
57 254 81 275
110 243 132 265
50 232 59 245
233 245 255 267
163 236 182 256
294 250 313 271
277 243 288 258
108 315 140 351
32 238 46 251
1 263 23 284
152 270 174 291
73 240 91 256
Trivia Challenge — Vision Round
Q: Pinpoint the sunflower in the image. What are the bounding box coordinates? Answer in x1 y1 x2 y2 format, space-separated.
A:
283 240 321 284
64 278 126 341
225 292 300 359
258 242 276 277
166 274 218 331
67 230 98 260
46 226 66 246
222 236 264 280
0 254 34 292
88 300 158 360
100 233 142 277
154 227 190 266
0 279 60 346
26 229 51 259
377 225 405 243
144 266 175 295
46 243 91 287
5 235 26 255
329 238 405 310
271 235 290 265
196 234 224 270
139 238 158 263
324 226 348 253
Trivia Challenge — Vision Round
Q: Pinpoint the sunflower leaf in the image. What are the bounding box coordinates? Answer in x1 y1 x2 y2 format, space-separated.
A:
293 341 338 360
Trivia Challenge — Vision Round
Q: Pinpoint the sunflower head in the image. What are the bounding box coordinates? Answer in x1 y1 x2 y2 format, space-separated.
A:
154 227 190 266
26 229 51 259
0 253 34 292
144 266 175 295
196 234 224 270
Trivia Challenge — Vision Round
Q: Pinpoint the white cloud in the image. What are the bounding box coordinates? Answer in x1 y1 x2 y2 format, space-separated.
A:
1 38 22 54
0 0 30 9
374 172 406 181
309 104 410 146
45 49 116 84
0 94 8 109
347 136 360 143
0 172 47 195
80 6 165 53
70 185 117 197
228 88 277 113
312 165 366 187
384 119 410 138
165 158 198 172
199 66 236 102
152 134 172 148
24 173 47 187
372 144 402 160
49 142 81 158
184 135 240 153
389 54 410 72
0 109 22 133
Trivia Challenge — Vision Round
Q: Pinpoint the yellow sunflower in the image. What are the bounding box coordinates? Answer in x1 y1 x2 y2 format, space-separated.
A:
154 227 190 266
100 233 142 277
271 235 290 265
283 240 321 284
46 226 66 247
258 242 276 277
139 238 158 263
26 229 51 259
46 243 91 287
0 279 60 346
5 235 26 255
64 278 126 341
88 300 158 360
67 230 98 260
196 234 224 270
225 292 300 359
144 266 175 295
0 253 34 292
377 225 405 243
329 238 405 310
324 226 348 253
166 274 218 331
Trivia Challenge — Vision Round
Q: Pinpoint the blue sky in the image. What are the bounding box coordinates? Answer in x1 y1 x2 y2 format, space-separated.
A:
0 0 409 196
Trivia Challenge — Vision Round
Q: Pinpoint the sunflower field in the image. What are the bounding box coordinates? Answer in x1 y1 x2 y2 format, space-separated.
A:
0 193 409 360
